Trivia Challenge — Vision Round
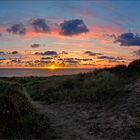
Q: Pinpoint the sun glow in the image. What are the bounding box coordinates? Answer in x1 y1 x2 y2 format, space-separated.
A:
47 65 57 70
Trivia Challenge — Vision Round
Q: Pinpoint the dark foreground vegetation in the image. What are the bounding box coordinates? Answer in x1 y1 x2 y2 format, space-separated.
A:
25 59 140 104
0 81 52 139
0 59 140 139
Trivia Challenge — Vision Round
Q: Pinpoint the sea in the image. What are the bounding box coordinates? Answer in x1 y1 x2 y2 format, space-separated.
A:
0 68 94 77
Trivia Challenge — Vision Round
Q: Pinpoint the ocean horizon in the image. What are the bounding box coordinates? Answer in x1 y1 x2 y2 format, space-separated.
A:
0 68 94 77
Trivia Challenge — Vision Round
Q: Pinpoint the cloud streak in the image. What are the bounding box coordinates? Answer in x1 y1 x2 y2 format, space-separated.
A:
84 51 102 56
0 50 129 68
30 44 41 48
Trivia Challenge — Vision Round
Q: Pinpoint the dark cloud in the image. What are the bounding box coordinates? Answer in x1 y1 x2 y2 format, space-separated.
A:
41 57 53 60
64 58 80 64
12 51 18 54
60 19 89 36
82 58 93 61
7 24 26 35
40 60 52 64
34 60 40 64
98 56 124 62
0 51 5 55
63 58 92 63
65 60 79 64
114 32 140 46
0 33 2 36
61 51 68 54
30 44 41 48
84 51 102 56
11 59 21 63
106 34 116 38
133 49 140 56
31 18 50 32
98 56 116 60
0 58 6 60
34 52 44 55
43 51 57 55
64 58 75 61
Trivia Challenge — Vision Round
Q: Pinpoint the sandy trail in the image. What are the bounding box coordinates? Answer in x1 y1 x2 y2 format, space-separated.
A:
23 80 140 140
23 88 95 140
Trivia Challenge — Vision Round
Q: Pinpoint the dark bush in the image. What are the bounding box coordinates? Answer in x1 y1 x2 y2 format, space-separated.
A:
109 65 127 76
128 59 140 74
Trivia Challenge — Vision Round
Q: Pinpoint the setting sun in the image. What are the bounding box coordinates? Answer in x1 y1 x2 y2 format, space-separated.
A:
47 65 57 70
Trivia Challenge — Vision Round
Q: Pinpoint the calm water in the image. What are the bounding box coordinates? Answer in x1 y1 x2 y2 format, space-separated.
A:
0 68 94 77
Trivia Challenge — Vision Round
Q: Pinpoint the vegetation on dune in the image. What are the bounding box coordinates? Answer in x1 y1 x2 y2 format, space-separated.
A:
26 65 128 104
0 81 52 139
0 59 140 140
128 59 140 74
23 59 140 140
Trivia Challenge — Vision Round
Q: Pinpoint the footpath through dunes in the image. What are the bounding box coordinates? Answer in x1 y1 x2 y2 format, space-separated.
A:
24 77 140 140
24 87 95 140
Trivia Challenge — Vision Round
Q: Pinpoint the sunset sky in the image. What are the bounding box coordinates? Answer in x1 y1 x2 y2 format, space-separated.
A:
0 0 140 68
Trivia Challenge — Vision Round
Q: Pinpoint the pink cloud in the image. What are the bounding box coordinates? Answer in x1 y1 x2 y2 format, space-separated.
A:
25 24 122 40
0 18 123 44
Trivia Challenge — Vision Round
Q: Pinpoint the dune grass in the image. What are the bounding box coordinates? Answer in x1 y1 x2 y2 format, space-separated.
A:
25 66 129 104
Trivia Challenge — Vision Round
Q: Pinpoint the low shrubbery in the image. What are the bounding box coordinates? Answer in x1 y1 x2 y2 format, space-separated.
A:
26 69 126 104
26 59 140 104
